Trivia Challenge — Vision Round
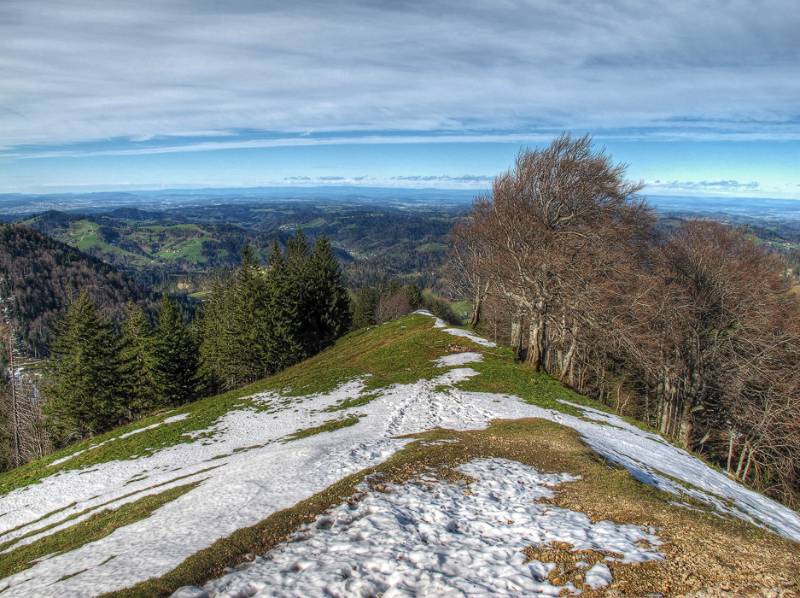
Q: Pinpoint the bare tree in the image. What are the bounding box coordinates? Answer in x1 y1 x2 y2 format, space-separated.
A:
0 290 50 470
452 134 800 507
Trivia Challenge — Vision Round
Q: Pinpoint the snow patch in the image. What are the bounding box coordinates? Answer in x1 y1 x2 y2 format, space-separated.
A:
2 319 800 596
441 326 497 347
195 458 660 597
414 309 497 347
434 351 483 367
547 399 800 542
413 309 446 328
584 562 613 590
49 413 190 467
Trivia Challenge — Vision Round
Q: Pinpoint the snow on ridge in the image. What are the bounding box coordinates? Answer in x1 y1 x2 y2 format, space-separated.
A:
413 309 497 347
414 310 800 542
434 351 483 367
412 309 446 328
441 326 497 347
551 400 800 542
194 458 661 598
0 367 532 597
1 321 799 596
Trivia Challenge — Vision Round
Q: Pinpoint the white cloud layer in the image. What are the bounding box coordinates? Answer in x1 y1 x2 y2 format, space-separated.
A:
1 0 799 153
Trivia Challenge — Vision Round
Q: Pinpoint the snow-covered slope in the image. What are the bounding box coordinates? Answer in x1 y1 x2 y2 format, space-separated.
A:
0 314 798 597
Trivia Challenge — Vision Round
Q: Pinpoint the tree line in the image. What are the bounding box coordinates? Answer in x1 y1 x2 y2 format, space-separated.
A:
1 231 351 459
0 224 147 357
453 134 800 507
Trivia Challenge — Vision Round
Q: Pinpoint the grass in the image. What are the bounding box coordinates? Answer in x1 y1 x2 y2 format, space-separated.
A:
51 220 219 267
0 482 199 583
67 220 150 266
0 313 641 499
0 313 623 497
3 312 799 595
454 345 596 416
0 315 451 496
155 237 210 263
285 415 362 441
105 420 800 597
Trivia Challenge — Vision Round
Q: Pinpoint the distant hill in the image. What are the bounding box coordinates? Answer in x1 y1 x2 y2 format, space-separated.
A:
0 313 797 596
23 203 461 289
24 210 250 272
0 224 149 356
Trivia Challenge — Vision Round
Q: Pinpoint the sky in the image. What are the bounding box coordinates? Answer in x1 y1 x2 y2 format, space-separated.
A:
1 0 799 198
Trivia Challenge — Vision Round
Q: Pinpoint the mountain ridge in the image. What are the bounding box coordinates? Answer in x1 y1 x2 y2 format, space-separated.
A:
0 313 797 596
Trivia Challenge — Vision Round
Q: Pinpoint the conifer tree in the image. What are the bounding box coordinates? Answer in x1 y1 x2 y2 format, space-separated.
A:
231 244 271 383
351 287 380 329
119 304 158 417
309 236 351 351
197 278 230 392
153 295 198 406
198 232 352 391
405 284 423 310
44 292 124 443
265 240 304 370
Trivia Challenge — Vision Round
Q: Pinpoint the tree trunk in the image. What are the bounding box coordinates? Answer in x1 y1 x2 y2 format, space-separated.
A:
469 289 482 328
735 442 749 479
559 338 575 383
510 311 524 360
726 430 735 474
679 397 694 449
526 315 545 371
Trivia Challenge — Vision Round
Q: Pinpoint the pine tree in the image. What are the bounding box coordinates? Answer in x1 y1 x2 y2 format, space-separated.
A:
264 240 304 371
309 236 351 351
197 278 230 392
153 295 198 406
119 304 158 417
44 292 124 443
351 287 380 329
197 232 351 392
231 244 272 383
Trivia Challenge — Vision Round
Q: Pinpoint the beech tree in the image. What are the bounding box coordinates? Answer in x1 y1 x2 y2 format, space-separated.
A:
455 134 800 507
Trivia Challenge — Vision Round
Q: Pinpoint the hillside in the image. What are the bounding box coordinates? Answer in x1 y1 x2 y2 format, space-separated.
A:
0 313 798 597
23 203 460 288
0 224 149 355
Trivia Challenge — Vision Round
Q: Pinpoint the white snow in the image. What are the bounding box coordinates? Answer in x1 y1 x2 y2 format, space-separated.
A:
0 316 798 597
49 413 190 467
434 351 483 367
584 562 613 590
412 310 496 347
195 458 661 598
413 309 446 328
440 327 497 347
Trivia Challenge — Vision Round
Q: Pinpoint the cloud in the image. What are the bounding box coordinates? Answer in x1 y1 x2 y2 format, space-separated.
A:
391 175 493 183
273 174 491 189
647 179 761 193
0 0 799 155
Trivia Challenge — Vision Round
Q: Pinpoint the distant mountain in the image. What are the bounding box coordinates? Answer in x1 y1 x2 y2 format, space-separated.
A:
0 224 149 356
